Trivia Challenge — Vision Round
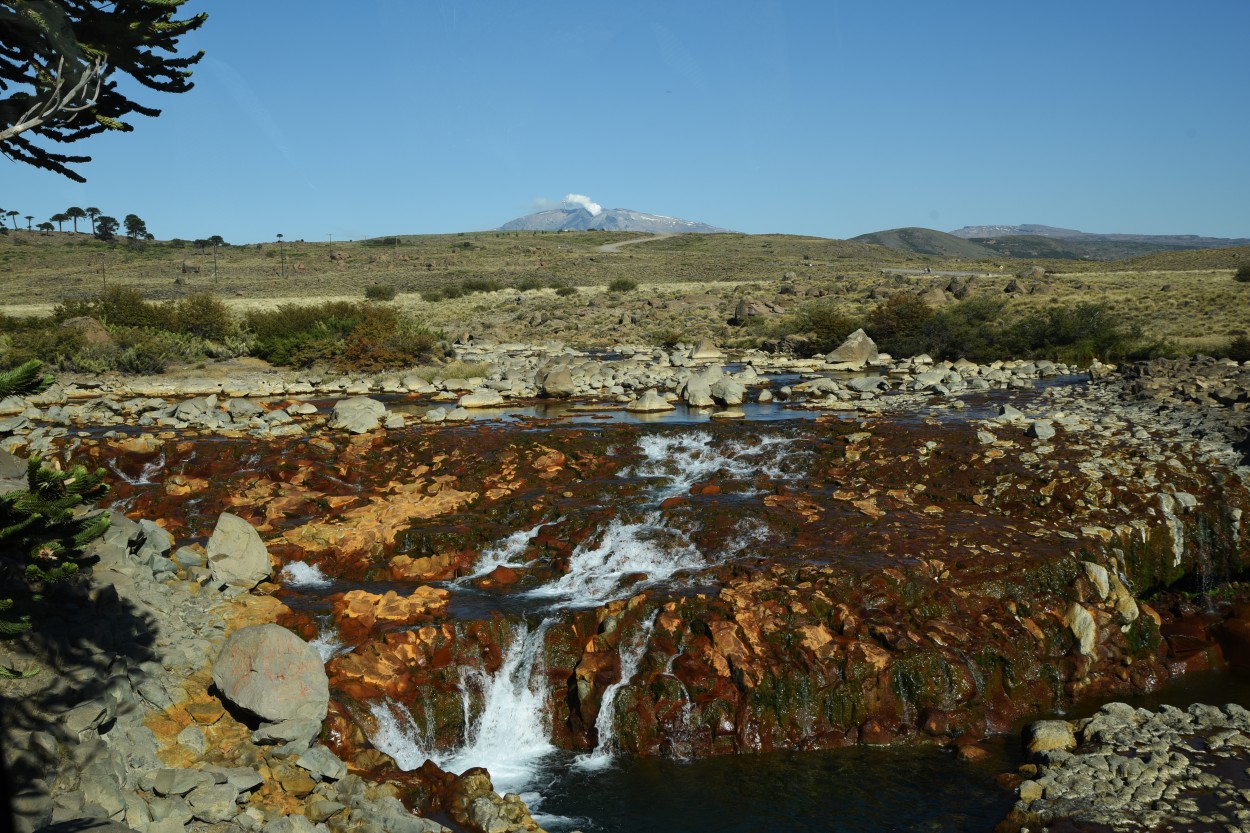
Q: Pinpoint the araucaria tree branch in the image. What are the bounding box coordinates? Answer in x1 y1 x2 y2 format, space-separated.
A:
0 0 206 182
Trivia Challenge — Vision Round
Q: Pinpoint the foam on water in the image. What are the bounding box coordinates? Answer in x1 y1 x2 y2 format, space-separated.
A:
523 514 702 607
629 431 802 498
108 451 166 486
463 522 545 580
280 561 333 589
366 621 557 795
310 616 345 662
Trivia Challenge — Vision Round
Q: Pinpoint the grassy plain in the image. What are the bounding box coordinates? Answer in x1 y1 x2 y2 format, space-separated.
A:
0 229 1246 355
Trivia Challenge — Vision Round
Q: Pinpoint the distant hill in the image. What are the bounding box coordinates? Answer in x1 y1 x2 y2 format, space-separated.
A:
1116 245 1250 272
849 227 998 259
499 206 732 234
949 224 1249 261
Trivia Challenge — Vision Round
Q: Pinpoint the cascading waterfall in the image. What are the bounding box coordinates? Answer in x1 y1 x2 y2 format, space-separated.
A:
364 429 802 792
575 613 658 770
108 451 166 486
368 620 556 795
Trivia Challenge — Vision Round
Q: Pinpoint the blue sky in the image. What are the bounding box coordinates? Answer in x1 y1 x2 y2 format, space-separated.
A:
4 0 1248 243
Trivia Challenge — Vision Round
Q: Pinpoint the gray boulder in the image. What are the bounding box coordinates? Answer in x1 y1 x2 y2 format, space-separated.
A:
689 339 724 360
211 624 329 723
826 329 878 365
625 389 675 413
328 397 386 434
540 367 576 397
206 513 271 589
458 389 504 409
846 375 887 393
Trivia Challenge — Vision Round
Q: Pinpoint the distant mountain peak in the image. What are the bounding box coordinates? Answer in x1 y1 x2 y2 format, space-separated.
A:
498 206 732 234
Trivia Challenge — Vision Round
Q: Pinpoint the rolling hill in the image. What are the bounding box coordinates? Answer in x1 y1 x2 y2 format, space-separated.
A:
849 227 998 259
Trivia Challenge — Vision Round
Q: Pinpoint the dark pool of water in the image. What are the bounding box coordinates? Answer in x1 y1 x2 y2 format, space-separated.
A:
530 744 1014 833
531 668 1250 833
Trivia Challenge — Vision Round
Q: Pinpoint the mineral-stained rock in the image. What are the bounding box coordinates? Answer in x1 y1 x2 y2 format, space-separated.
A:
331 587 450 639
211 624 329 723
206 512 272 589
1024 720 1077 758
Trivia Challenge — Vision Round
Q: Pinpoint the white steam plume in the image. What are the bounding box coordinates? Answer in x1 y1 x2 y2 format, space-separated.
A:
562 194 602 216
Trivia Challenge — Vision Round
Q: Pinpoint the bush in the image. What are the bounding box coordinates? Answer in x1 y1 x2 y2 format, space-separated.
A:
1227 334 1250 363
1235 265 1250 283
608 278 638 293
54 286 172 330
785 300 860 357
514 277 545 292
365 284 397 302
866 295 934 357
172 293 234 341
555 286 578 297
244 301 441 371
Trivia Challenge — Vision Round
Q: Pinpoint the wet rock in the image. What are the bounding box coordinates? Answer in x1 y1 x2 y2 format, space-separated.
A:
625 389 675 412
1024 720 1077 759
1064 603 1097 657
207 512 271 589
211 624 329 723
459 389 505 408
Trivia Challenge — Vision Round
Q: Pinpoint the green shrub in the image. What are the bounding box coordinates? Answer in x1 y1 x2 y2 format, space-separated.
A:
365 284 398 301
1234 265 1250 283
1227 334 1250 363
54 286 172 330
608 278 638 293
172 293 234 341
244 301 441 371
555 286 578 297
514 277 545 292
866 294 935 357
785 300 860 357
461 278 502 294
420 289 444 303
648 328 685 349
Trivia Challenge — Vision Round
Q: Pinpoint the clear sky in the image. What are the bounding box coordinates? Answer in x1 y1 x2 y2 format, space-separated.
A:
4 0 1248 244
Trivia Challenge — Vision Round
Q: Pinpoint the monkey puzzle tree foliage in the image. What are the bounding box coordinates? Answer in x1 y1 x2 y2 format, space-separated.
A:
64 204 85 232
0 360 109 653
94 212 116 240
0 0 207 182
84 205 99 233
123 212 148 240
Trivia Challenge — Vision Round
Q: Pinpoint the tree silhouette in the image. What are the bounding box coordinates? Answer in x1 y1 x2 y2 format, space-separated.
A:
94 214 117 240
0 1 207 182
35 221 53 235
123 213 148 240
85 206 100 234
5 210 17 230
49 211 68 232
65 205 85 233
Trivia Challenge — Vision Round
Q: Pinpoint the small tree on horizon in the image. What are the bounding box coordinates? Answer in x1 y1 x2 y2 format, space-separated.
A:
49 212 68 232
65 206 86 233
5 210 18 230
85 207 101 235
24 215 33 231
36 221 53 235
95 215 118 241
123 213 149 240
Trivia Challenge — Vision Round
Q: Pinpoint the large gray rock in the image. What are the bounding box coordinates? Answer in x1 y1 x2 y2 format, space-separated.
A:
689 339 724 360
540 367 576 397
328 397 386 434
826 328 878 365
211 624 329 723
625 389 675 413
682 376 716 407
206 513 271 589
457 389 504 408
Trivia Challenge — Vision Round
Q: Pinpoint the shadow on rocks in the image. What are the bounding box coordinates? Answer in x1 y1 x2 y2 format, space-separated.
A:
1 513 161 833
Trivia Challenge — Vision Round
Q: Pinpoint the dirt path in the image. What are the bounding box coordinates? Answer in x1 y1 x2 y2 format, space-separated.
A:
597 232 675 253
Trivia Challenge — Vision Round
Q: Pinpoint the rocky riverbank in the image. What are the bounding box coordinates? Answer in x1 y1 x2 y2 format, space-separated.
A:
0 496 554 833
1001 701 1250 832
3 338 1248 832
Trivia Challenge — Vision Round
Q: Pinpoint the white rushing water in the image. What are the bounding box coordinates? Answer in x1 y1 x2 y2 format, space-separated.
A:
108 451 166 486
310 615 346 662
629 431 801 498
279 560 333 589
574 613 658 770
365 430 803 795
460 522 546 581
368 620 556 794
523 514 702 607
